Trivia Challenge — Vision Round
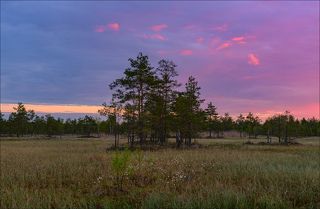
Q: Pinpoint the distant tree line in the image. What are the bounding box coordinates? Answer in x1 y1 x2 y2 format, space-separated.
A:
0 103 318 143
0 103 105 138
1 53 319 147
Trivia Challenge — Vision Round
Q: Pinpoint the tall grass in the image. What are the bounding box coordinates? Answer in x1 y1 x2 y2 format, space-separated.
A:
1 138 319 209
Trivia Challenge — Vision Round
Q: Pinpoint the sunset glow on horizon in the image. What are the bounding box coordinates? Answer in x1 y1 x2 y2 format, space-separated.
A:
1 1 319 119
1 102 318 121
1 103 101 114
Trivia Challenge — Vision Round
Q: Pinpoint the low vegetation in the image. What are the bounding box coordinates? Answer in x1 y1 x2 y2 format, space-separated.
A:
1 137 319 209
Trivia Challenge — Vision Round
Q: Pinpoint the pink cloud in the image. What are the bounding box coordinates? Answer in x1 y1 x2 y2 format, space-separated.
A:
108 22 120 31
231 36 248 44
196 37 204 44
180 49 193 56
150 24 168 32
213 24 228 32
142 34 167 41
95 25 107 33
216 42 232 50
95 22 120 32
248 53 260 66
232 36 245 42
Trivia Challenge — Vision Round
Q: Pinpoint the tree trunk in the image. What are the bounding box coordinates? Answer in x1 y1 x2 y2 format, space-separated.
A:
284 125 288 144
114 130 117 148
176 131 181 148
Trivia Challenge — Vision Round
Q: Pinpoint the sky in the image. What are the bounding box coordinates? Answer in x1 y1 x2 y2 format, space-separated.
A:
1 1 319 119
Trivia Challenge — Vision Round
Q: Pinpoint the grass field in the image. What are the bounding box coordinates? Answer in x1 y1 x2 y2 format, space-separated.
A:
1 137 319 209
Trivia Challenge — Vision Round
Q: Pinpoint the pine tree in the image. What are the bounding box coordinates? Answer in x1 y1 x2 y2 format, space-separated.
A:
147 59 180 144
109 53 156 144
174 76 205 147
205 102 218 138
236 114 245 138
8 103 34 137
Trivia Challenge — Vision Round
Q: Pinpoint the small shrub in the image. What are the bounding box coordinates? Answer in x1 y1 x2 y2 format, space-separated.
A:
111 149 132 191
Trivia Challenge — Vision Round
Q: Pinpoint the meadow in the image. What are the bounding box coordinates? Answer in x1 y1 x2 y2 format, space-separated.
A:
1 137 319 209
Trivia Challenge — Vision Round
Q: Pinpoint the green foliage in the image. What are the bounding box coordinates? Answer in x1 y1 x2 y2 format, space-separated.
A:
244 112 261 139
77 115 97 137
174 76 205 146
221 113 234 135
152 59 180 143
262 111 320 142
205 102 219 138
111 149 133 191
99 101 121 146
109 52 156 143
7 103 34 137
45 114 64 137
236 114 246 138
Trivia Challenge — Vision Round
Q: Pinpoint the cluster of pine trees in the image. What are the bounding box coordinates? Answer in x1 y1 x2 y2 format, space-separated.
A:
1 53 319 147
100 53 319 147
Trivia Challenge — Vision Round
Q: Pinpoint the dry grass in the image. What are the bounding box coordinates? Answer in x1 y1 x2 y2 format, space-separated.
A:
1 137 319 209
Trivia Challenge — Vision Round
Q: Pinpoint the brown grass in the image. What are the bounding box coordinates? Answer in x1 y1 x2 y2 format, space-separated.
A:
1 137 319 209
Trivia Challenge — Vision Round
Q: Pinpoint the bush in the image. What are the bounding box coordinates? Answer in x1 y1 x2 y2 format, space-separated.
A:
111 149 132 191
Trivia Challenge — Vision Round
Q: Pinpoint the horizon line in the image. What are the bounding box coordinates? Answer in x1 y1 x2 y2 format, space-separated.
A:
1 103 102 114
1 102 319 121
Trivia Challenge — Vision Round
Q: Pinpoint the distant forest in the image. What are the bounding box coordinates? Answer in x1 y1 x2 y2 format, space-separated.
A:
1 53 319 147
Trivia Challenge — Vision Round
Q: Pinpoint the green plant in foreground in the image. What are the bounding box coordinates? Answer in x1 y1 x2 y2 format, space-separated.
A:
111 149 132 191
